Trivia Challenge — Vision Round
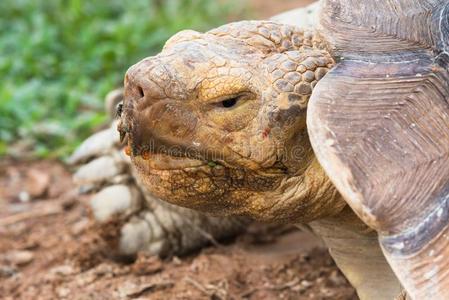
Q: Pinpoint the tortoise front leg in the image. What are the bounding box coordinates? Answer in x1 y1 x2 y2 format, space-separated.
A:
308 207 402 300
71 109 248 257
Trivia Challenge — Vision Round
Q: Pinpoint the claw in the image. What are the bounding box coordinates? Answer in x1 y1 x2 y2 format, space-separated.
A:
117 121 128 144
120 130 126 143
116 102 123 118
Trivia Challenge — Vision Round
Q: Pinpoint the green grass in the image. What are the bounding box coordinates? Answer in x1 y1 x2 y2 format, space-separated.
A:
0 0 242 159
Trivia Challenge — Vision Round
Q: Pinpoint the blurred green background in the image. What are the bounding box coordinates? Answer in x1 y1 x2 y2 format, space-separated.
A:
0 0 245 159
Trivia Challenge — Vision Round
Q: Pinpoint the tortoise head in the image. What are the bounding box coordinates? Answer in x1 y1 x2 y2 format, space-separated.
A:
119 21 343 223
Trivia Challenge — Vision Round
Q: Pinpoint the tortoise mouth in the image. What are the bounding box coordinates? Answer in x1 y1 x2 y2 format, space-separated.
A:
132 152 208 171
127 140 289 176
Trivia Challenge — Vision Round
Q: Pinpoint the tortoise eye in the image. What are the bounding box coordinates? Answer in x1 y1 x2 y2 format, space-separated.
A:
221 97 238 108
210 92 253 110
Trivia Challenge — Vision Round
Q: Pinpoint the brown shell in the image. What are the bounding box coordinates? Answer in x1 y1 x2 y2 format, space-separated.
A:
307 1 449 298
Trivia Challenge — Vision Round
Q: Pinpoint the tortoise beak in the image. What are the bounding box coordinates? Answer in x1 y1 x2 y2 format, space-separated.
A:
122 57 200 158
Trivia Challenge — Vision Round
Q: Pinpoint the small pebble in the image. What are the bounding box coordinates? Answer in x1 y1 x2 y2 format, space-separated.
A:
7 250 34 266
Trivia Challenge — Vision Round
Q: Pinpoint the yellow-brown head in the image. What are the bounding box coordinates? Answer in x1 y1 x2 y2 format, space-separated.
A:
119 21 344 223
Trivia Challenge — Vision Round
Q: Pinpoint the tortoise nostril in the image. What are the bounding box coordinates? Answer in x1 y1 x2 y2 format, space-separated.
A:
137 86 144 98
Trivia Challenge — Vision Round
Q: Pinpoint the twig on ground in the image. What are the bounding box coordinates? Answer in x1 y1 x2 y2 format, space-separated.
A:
267 278 301 291
0 203 62 227
185 276 212 296
184 276 228 300
239 288 258 298
126 281 174 298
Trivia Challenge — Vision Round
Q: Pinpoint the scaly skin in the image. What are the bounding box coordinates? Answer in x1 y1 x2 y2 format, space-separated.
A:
119 20 406 299
120 21 345 224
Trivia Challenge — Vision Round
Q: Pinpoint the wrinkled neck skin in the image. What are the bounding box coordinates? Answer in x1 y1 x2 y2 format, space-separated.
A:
246 158 347 224
122 20 347 225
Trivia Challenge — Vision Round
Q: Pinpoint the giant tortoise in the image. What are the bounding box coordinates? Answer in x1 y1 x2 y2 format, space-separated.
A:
70 3 319 258
76 1 449 299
